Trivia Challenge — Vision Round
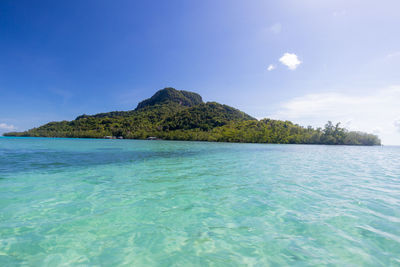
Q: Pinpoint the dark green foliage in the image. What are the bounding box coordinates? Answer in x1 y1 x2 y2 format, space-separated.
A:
136 87 203 110
163 102 255 131
4 89 381 146
75 110 136 120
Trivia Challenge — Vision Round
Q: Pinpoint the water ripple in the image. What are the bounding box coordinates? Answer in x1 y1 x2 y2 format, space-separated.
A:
0 138 400 266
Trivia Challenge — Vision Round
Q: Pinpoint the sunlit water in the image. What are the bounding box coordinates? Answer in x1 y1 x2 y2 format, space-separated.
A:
0 137 399 266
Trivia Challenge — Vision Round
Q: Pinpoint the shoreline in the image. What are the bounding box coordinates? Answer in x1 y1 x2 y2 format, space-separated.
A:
1 135 383 147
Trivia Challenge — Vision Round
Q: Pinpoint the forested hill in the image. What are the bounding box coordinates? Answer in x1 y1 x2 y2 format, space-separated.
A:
4 87 381 146
136 87 203 110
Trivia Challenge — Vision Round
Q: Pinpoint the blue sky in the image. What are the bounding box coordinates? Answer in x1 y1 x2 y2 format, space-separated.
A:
1 0 399 144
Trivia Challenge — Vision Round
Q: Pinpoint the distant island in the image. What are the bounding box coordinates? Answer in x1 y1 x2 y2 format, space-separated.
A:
4 87 381 145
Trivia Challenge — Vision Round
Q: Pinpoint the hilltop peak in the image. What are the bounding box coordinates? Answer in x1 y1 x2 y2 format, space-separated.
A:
135 87 203 110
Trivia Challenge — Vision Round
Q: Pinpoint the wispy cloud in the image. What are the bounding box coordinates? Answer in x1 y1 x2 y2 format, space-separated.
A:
48 88 73 104
114 89 143 107
0 123 16 132
279 53 302 70
394 119 400 133
386 51 400 59
269 86 400 145
269 23 282 34
267 64 276 71
333 10 346 17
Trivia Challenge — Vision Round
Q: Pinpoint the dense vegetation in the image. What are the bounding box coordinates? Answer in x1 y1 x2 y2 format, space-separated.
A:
4 88 381 146
136 87 203 110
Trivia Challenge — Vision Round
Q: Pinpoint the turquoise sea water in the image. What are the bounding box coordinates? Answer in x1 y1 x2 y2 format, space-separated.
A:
0 137 399 266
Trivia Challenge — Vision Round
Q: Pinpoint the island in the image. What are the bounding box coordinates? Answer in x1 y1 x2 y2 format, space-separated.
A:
4 87 381 146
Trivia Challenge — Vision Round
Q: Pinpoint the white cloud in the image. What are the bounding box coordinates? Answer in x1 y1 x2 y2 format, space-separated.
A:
267 64 276 71
372 128 382 135
269 23 282 34
394 119 400 133
0 123 16 132
279 53 302 70
269 86 400 145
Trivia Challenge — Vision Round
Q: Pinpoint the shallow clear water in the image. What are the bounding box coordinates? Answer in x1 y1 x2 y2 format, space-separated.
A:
0 137 399 266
